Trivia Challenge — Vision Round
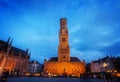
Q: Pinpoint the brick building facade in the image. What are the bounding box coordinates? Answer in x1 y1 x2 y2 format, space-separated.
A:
0 38 30 76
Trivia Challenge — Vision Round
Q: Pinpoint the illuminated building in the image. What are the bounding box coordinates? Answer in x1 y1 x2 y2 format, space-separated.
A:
91 56 114 73
0 38 30 76
44 18 85 77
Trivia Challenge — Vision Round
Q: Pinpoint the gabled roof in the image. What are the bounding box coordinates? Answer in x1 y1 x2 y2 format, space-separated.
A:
92 56 112 63
29 60 42 65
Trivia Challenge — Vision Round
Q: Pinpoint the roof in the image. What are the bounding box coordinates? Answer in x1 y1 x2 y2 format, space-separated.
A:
0 40 9 52
29 60 42 65
48 57 81 62
92 56 112 63
49 57 58 61
70 57 81 62
10 47 28 58
0 40 29 58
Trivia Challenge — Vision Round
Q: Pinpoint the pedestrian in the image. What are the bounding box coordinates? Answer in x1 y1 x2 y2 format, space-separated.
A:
108 73 113 82
105 73 113 82
105 73 109 82
1 70 9 82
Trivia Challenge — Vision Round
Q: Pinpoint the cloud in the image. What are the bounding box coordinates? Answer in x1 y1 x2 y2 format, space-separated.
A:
70 48 104 63
0 0 120 63
101 41 120 56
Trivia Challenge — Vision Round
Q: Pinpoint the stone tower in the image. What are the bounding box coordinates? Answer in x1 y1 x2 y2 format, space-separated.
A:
58 18 70 62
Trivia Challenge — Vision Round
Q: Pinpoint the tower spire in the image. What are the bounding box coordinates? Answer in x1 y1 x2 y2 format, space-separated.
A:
26 48 29 54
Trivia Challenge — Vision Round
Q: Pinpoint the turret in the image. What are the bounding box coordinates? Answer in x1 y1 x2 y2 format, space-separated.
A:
26 48 29 54
7 37 11 44
9 38 13 46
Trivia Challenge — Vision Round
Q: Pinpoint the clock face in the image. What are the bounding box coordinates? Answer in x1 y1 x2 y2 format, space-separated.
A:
62 37 66 42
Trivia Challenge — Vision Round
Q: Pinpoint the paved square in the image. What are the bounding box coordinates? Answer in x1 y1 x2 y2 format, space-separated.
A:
3 77 119 82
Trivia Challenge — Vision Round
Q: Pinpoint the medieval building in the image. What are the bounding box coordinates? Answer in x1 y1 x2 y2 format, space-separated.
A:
0 38 30 76
44 18 85 77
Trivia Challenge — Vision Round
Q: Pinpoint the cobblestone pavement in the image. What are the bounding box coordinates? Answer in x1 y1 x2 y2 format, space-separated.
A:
1 77 119 82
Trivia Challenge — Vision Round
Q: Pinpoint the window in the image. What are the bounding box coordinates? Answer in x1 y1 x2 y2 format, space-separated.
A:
62 37 66 42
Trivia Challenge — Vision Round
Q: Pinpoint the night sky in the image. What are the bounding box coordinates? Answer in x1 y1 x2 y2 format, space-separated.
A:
0 0 120 63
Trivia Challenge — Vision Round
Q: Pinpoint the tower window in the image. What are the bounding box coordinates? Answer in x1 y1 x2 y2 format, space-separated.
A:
62 37 66 42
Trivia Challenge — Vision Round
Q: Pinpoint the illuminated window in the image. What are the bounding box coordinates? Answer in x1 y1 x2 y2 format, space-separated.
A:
63 56 65 58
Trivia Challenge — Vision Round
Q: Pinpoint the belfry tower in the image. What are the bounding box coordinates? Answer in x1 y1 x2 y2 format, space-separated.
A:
44 18 85 76
58 18 70 62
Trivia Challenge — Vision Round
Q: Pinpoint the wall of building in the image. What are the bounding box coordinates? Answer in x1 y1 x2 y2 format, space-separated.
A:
0 39 30 77
90 56 114 73
0 51 29 76
44 61 85 77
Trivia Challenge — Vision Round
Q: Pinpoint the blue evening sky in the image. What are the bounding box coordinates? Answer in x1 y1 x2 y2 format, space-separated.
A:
0 0 120 63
